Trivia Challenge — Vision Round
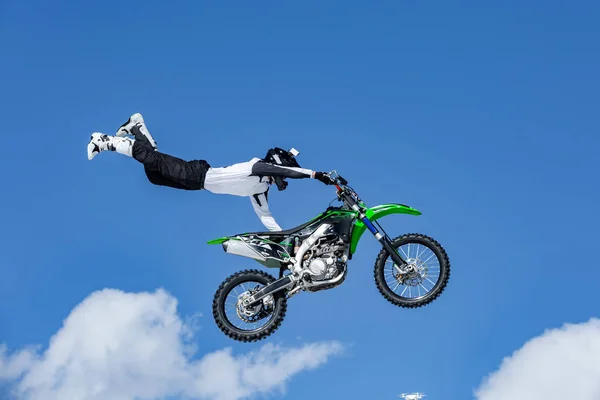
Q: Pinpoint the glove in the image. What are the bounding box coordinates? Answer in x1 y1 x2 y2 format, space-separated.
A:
314 172 334 185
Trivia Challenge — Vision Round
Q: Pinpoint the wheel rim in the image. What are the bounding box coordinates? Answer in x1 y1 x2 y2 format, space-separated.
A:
223 280 277 333
383 241 443 301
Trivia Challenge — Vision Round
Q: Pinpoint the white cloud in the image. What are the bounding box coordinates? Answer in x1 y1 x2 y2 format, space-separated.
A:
0 288 344 400
474 317 600 400
0 344 37 380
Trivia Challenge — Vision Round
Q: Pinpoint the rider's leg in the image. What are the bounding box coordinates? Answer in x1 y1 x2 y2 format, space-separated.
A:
116 113 158 150
117 113 210 190
88 134 210 190
88 113 211 190
131 139 211 190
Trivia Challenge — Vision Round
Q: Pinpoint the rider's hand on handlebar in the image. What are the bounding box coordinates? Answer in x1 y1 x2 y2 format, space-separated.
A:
314 171 335 185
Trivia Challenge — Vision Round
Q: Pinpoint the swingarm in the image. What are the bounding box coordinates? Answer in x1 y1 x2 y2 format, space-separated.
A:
243 274 296 307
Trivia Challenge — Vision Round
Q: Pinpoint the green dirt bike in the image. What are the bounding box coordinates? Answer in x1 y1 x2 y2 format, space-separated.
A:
208 171 450 342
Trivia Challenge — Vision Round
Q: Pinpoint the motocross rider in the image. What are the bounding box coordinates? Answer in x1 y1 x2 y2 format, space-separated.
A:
87 113 334 231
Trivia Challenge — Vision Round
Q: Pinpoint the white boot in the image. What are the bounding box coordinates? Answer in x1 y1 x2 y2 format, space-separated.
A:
87 133 134 160
116 113 158 150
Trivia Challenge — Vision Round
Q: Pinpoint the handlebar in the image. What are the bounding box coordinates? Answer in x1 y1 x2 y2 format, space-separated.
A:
325 170 363 207
326 170 347 185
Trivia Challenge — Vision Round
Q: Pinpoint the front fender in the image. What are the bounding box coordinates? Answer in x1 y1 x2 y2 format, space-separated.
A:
349 203 421 254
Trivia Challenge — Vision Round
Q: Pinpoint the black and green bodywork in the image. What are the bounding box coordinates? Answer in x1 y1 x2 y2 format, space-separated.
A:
208 203 421 269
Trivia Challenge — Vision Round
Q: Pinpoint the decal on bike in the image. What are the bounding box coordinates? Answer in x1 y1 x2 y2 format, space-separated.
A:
241 237 290 261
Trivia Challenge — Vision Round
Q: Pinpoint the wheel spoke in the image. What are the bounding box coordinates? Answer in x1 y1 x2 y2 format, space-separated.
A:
425 277 437 286
416 244 426 260
423 252 436 263
400 246 409 259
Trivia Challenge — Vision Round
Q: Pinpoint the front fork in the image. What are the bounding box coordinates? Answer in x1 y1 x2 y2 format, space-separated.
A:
351 203 409 274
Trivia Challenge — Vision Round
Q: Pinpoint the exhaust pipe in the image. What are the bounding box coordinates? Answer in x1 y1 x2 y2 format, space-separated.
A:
222 239 267 262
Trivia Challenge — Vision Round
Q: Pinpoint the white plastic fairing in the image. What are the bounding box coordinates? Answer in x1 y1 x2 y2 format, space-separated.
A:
289 148 299 156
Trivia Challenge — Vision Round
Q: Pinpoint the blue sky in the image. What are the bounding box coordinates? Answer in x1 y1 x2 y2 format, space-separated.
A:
1 0 599 399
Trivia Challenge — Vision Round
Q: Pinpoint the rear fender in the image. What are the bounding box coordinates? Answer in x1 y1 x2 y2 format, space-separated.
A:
350 203 421 254
207 237 232 245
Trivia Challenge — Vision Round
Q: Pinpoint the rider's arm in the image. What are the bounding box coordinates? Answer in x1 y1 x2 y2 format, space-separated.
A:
249 190 282 231
251 161 316 179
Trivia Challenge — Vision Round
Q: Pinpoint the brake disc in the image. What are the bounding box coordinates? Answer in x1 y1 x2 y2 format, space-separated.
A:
235 288 274 323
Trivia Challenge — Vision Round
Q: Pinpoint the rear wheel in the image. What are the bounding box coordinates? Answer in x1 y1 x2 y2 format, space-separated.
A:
374 233 450 308
212 269 287 342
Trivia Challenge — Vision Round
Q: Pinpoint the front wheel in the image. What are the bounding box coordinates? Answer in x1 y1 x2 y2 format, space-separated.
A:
212 269 287 342
374 233 450 308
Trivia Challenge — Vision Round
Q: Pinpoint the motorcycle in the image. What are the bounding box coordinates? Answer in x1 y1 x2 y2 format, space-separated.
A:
207 171 450 342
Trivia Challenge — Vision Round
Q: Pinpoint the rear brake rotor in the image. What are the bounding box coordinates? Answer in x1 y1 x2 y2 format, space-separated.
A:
235 288 274 323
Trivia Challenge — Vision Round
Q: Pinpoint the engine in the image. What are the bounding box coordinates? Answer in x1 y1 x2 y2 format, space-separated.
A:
301 239 348 282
